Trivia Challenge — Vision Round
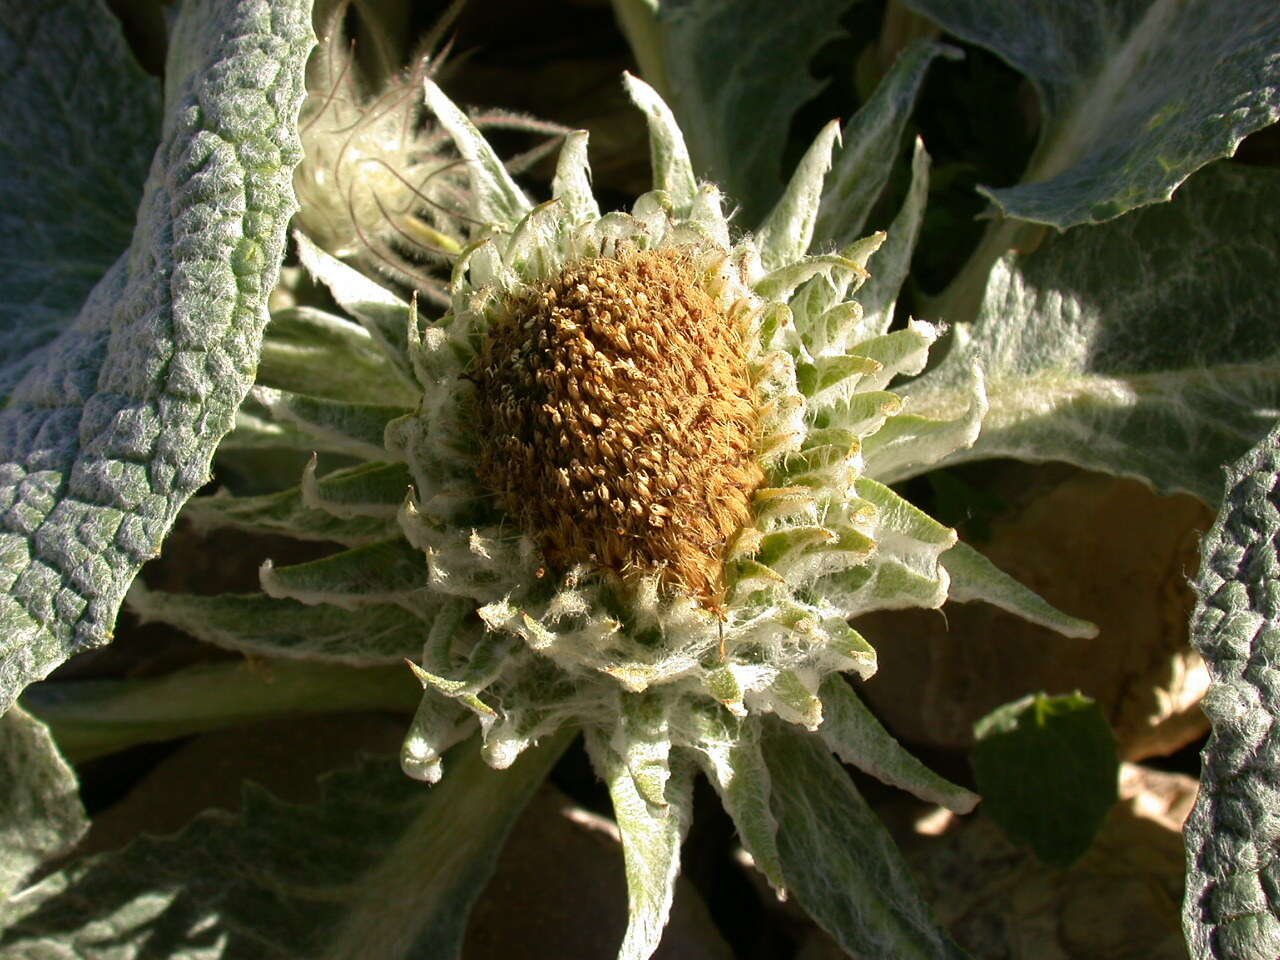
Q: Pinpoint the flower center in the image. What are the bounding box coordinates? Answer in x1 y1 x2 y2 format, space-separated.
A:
474 248 762 606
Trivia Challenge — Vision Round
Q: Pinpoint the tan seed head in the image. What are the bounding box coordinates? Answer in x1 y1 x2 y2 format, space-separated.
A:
474 248 762 607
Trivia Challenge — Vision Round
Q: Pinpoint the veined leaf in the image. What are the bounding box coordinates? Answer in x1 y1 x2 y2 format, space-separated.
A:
0 0 314 713
904 162 1280 503
0 706 87 903
0 731 574 959
0 0 159 395
1184 419 1280 959
902 0 1280 227
763 719 969 960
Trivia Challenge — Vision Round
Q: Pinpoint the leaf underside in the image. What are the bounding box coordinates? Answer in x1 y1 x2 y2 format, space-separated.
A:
901 0 1280 228
0 706 87 902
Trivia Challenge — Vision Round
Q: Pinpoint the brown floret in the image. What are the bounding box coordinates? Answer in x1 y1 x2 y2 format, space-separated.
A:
475 248 762 607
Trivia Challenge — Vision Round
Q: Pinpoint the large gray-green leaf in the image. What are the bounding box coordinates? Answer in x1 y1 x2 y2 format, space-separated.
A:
762 719 969 960
901 0 1280 228
1183 420 1280 959
23 660 421 764
650 0 851 226
0 706 87 903
0 730 573 958
0 0 160 393
0 0 314 714
904 162 1280 503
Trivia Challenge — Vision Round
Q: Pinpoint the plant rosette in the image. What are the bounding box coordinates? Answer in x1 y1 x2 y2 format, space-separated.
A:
141 73 1097 958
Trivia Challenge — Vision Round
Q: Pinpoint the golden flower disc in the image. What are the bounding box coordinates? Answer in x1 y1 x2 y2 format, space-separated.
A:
475 247 762 606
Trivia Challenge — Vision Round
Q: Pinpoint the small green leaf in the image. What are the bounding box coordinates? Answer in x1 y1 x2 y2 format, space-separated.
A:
1184 418 1280 959
680 704 786 896
222 400 350 454
763 719 969 960
855 136 932 340
294 232 422 389
250 387 408 461
818 478 956 617
0 730 574 959
971 692 1118 866
905 162 1280 502
551 130 602 225
260 538 433 611
623 72 698 216
0 706 87 902
422 78 533 229
182 463 405 546
902 0 1280 227
257 306 420 406
619 692 675 814
756 120 840 271
797 354 883 410
861 362 986 484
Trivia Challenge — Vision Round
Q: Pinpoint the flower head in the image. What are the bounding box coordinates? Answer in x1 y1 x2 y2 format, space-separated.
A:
374 74 983 782
227 71 1091 960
